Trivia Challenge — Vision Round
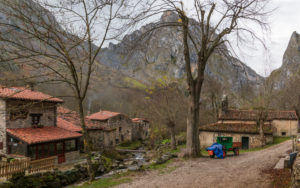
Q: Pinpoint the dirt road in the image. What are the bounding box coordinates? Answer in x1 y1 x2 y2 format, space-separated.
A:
117 140 291 188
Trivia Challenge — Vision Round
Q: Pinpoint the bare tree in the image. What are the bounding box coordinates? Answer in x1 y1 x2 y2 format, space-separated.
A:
144 81 188 150
0 0 151 180
147 0 271 157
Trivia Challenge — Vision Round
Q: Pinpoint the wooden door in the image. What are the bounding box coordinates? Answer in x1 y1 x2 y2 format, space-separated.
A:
56 142 65 164
241 137 249 149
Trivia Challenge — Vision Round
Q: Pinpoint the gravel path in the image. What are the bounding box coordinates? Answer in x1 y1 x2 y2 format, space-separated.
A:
117 140 292 188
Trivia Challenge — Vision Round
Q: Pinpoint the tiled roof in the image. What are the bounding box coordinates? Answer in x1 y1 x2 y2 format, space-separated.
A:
199 122 273 134
0 86 63 103
132 118 149 123
7 127 82 144
57 106 81 126
219 109 298 121
58 106 115 131
86 111 121 121
57 117 82 132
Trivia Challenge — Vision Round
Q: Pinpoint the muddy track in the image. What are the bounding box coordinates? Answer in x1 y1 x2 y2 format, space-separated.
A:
117 140 292 188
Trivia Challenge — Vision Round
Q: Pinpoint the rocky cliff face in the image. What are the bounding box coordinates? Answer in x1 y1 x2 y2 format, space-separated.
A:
269 31 300 89
99 12 263 91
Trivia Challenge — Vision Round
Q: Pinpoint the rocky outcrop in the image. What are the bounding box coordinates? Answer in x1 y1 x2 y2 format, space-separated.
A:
99 11 263 91
269 31 300 89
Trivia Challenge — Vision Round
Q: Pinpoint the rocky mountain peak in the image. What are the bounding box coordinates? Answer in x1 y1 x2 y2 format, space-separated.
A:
160 11 179 23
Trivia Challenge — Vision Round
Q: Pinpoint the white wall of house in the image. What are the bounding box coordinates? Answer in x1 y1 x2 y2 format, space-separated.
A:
199 131 273 149
271 120 298 136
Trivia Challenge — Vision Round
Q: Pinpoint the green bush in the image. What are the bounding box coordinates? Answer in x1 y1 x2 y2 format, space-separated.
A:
161 139 171 145
6 165 89 188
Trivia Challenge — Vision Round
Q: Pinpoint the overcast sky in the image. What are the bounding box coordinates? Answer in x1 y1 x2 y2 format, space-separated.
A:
238 0 300 76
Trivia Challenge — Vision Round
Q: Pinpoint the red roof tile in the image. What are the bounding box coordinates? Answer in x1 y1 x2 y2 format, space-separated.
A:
86 111 121 121
0 86 63 103
132 118 149 123
58 106 115 131
57 106 80 126
219 109 298 121
7 127 82 144
57 118 82 132
199 122 273 134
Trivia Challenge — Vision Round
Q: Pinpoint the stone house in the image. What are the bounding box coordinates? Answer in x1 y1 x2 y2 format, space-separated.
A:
199 122 273 149
199 98 298 149
57 107 116 150
0 86 82 164
218 109 298 137
86 111 133 145
131 118 150 141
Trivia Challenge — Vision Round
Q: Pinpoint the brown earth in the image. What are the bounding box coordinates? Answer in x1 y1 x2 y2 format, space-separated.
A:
117 140 292 188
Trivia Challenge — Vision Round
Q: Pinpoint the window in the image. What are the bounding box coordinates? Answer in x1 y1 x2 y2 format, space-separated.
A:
30 114 42 125
115 139 119 144
49 143 56 155
119 127 122 132
282 132 286 136
65 140 76 152
0 142 3 150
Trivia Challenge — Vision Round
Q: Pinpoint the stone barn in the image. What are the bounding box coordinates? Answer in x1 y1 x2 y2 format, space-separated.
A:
131 118 150 141
199 122 273 149
218 109 298 137
86 111 133 144
57 107 116 150
217 97 299 137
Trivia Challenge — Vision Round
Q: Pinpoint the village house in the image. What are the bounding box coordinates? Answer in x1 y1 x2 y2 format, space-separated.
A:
86 111 133 145
0 86 82 164
131 118 150 141
57 107 116 150
199 98 298 149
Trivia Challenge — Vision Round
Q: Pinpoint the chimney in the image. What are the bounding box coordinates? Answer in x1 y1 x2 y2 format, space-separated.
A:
26 82 35 91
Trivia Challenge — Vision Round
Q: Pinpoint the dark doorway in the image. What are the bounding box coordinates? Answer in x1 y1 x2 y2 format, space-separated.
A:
242 137 249 149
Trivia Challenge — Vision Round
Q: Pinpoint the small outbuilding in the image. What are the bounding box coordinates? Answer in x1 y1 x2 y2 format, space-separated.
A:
199 122 273 149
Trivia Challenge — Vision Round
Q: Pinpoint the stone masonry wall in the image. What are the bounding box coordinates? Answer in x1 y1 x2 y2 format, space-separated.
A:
6 100 57 129
88 130 104 150
199 131 273 149
107 115 133 143
0 99 6 154
65 150 80 163
291 153 300 188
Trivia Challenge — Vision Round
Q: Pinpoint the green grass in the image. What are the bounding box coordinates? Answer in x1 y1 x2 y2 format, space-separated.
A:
116 141 142 150
71 173 133 188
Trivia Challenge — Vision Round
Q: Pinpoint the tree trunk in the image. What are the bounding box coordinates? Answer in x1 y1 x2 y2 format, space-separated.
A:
185 94 200 157
77 99 95 181
169 125 176 150
259 119 266 147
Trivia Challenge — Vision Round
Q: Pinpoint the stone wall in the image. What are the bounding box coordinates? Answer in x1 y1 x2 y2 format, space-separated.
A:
6 100 57 129
271 120 298 136
88 130 104 150
132 121 150 141
199 131 273 149
0 99 6 154
107 115 133 143
103 130 116 147
291 153 300 187
65 150 80 163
